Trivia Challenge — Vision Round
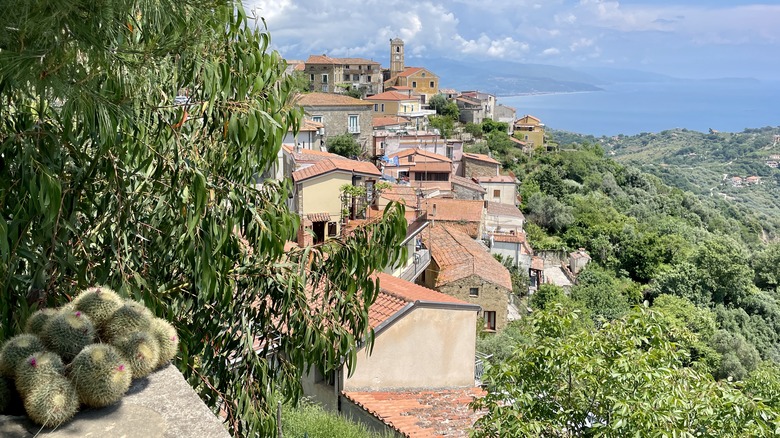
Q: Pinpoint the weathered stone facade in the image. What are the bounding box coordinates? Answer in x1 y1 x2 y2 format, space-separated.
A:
462 157 499 178
424 268 510 332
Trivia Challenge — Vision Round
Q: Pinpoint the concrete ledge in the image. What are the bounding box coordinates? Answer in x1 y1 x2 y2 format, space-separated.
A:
0 365 230 437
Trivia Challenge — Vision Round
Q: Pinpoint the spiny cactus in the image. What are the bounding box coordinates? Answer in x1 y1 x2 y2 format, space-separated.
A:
15 351 66 396
23 375 79 427
149 317 179 368
24 308 58 336
114 331 160 379
101 300 152 342
68 344 131 408
73 286 123 327
41 310 96 362
0 334 45 378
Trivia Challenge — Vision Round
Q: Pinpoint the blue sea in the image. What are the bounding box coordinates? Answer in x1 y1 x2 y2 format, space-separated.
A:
500 80 780 137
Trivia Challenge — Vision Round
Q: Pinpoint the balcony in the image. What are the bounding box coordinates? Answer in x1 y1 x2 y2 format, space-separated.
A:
399 247 430 282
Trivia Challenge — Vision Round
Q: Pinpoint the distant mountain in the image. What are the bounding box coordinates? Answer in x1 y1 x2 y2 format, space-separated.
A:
419 57 603 96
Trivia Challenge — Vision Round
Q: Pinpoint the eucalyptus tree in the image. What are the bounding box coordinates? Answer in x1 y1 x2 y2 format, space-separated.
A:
0 1 406 435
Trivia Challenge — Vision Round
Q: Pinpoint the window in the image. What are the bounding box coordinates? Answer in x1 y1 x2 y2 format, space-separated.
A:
374 104 378 112
469 287 479 297
430 81 435 88
408 155 414 163
353 74 359 81
412 81 417 88
484 311 496 331
367 75 372 82
348 115 359 133
493 189 501 199
327 222 337 237
414 172 448 181
422 72 426 77
312 115 323 123
396 46 400 53
310 73 315 81
381 103 385 112
446 146 453 159
343 74 349 81
321 74 328 84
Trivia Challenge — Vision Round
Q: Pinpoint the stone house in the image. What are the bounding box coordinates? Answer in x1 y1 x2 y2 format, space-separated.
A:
461 91 496 122
296 92 374 154
569 248 591 274
455 95 486 125
461 152 500 178
422 223 513 332
303 55 383 96
488 232 533 272
451 175 486 201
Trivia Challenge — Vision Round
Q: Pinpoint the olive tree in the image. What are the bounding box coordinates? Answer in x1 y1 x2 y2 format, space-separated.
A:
0 1 406 435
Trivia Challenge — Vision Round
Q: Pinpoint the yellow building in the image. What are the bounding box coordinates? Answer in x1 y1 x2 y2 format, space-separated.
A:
513 115 545 149
291 158 381 243
365 90 420 116
384 67 440 105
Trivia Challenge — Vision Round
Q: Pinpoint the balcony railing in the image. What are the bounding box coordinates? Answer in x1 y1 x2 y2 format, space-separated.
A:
475 352 493 384
399 248 430 282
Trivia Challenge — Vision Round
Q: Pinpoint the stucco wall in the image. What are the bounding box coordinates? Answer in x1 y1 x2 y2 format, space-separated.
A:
301 173 351 233
482 182 516 206
434 275 509 332
343 306 477 390
462 159 498 178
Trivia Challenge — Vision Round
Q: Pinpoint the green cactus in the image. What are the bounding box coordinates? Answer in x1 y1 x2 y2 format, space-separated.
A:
114 331 160 379
23 374 79 427
68 344 132 408
0 334 45 378
24 308 58 336
101 300 152 342
149 317 179 368
41 310 96 362
14 351 66 396
73 286 123 327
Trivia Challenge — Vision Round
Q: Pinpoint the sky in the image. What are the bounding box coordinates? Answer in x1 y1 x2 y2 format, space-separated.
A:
245 0 780 80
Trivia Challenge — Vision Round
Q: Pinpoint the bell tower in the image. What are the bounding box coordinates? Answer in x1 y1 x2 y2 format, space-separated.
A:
390 38 405 75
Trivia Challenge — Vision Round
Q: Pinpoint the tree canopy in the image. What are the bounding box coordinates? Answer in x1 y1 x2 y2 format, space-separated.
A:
0 1 406 435
326 133 362 158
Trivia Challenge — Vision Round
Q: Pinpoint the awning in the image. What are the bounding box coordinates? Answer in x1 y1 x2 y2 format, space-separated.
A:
307 213 331 222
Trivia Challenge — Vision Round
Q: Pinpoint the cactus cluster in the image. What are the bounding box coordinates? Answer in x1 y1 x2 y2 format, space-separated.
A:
0 285 179 427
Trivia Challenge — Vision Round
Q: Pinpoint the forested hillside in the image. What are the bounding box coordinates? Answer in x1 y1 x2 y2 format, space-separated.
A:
471 127 780 435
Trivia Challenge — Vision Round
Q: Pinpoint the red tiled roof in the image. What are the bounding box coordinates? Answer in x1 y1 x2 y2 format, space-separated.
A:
486 201 524 219
531 256 545 270
455 96 481 106
474 175 515 183
294 119 324 132
450 175 486 193
296 92 373 107
386 85 413 91
292 158 381 182
365 91 416 102
509 136 527 146
283 145 347 164
389 148 451 163
373 116 410 127
490 232 524 243
376 273 466 305
397 67 423 77
462 153 500 165
368 292 408 330
411 162 452 173
424 224 512 290
342 387 486 438
422 198 483 223
380 186 420 206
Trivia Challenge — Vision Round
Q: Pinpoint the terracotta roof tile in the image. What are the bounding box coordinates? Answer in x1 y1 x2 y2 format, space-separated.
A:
490 232 525 243
366 91 416 102
373 116 410 127
376 272 466 305
509 136 527 146
296 92 373 107
455 96 481 105
283 145 343 164
531 256 545 270
486 201 524 219
423 224 512 290
292 158 380 182
450 175 487 193
379 186 420 206
462 153 500 165
422 198 483 223
342 387 486 438
474 175 515 183
306 213 331 222
397 67 423 78
410 162 452 173
389 148 451 163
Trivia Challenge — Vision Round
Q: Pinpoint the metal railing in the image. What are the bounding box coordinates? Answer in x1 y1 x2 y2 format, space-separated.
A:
399 248 430 282
475 352 493 383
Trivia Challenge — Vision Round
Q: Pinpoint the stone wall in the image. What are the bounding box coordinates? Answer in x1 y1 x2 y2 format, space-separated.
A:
462 159 498 178
436 275 509 332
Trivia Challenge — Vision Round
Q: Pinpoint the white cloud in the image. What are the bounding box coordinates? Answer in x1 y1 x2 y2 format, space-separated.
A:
541 47 561 57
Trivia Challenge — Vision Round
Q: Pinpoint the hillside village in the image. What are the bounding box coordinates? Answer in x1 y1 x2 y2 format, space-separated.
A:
272 39 591 437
